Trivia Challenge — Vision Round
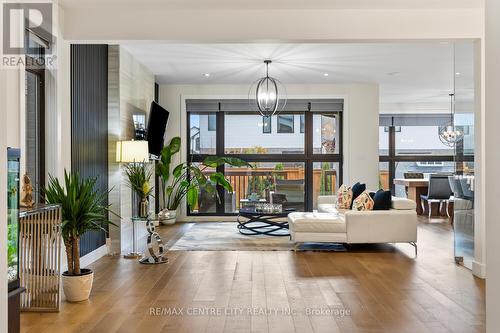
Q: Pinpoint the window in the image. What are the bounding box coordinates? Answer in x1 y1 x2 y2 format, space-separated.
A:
187 99 343 215
225 162 305 213
262 116 271 134
277 115 294 133
379 114 461 196
224 113 304 154
312 162 339 209
208 114 216 131
313 114 340 154
25 64 45 204
189 113 216 154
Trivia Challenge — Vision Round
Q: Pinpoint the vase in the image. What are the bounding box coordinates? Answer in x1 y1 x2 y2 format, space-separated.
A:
139 197 149 218
158 208 177 225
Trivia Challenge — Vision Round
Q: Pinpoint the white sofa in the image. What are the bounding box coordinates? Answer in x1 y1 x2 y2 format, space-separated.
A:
288 195 418 255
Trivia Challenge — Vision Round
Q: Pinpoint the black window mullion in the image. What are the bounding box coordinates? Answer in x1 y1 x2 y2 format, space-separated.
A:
304 109 314 210
215 108 225 213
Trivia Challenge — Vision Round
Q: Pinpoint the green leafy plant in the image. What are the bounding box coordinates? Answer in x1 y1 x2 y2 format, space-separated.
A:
44 170 117 276
123 162 154 198
156 137 251 210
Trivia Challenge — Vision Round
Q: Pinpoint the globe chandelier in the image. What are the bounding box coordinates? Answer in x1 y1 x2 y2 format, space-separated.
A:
249 60 287 117
438 93 464 147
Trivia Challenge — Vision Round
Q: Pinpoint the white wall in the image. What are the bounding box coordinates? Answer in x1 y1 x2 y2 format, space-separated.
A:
159 83 379 219
61 7 483 41
485 0 500 331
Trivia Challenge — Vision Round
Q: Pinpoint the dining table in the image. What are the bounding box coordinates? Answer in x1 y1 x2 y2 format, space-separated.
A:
393 178 429 215
393 178 454 218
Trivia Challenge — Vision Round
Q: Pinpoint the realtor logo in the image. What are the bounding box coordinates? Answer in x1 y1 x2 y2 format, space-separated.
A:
3 2 53 55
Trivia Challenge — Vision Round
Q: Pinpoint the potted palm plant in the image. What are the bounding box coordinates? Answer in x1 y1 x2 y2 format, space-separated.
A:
44 170 117 302
156 137 250 224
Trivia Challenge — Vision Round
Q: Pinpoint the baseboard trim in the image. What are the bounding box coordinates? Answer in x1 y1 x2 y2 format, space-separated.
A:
61 245 108 273
472 260 486 279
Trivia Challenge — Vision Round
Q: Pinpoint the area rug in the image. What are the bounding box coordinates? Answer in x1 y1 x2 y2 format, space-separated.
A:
169 222 346 251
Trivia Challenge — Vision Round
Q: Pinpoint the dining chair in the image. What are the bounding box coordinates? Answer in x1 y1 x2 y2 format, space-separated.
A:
420 174 452 217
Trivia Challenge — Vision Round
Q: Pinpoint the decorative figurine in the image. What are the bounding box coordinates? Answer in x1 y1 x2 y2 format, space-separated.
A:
20 174 35 208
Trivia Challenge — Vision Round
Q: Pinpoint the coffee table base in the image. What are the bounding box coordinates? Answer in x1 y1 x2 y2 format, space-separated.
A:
237 214 290 236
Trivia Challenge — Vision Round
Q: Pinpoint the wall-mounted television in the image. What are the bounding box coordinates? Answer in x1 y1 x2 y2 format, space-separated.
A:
146 101 169 159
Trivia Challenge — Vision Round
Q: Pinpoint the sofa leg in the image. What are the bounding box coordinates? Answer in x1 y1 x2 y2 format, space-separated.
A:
409 242 417 257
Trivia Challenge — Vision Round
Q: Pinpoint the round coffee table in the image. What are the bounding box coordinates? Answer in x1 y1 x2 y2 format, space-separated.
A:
237 207 295 236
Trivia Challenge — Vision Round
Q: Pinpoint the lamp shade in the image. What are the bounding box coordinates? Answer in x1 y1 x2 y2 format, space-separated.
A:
116 140 149 163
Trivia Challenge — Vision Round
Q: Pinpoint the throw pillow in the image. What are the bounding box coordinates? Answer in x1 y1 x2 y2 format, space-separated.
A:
351 182 366 209
352 191 374 211
373 189 392 210
336 184 353 209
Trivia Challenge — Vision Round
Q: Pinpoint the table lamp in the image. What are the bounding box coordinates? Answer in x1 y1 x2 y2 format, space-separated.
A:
116 140 149 259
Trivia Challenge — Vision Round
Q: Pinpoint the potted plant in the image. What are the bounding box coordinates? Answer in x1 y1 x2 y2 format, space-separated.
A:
156 137 250 224
44 170 117 302
123 162 154 217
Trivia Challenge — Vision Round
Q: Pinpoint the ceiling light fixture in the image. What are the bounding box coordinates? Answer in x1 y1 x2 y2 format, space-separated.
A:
455 72 461 76
248 60 287 117
203 73 210 77
438 93 464 147
323 73 329 77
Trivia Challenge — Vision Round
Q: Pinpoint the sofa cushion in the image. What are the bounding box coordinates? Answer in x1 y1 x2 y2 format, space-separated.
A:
288 212 346 233
373 189 392 210
317 203 338 214
391 197 417 210
336 185 353 209
352 191 374 211
351 182 366 209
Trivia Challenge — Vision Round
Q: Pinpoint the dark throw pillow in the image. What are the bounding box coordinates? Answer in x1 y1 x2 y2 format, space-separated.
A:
350 182 366 209
373 189 392 210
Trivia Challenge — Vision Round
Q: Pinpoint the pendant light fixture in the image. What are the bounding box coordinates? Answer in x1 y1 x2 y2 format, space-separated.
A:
438 93 464 147
249 60 287 117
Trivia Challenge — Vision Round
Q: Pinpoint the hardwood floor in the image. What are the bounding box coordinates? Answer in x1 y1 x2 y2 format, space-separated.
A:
21 217 485 333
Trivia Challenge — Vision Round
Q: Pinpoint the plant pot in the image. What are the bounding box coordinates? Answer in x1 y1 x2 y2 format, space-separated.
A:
158 209 177 225
61 268 94 302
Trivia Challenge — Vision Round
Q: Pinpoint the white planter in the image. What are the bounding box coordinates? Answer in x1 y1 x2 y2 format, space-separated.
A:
159 209 177 225
61 269 94 302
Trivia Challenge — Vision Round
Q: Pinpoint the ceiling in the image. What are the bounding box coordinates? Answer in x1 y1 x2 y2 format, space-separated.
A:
61 0 483 10
122 42 474 107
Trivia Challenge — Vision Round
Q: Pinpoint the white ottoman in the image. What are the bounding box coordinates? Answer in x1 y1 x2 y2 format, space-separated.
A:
288 212 347 244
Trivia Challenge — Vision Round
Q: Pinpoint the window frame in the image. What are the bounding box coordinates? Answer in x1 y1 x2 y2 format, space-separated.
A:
25 57 46 203
379 121 473 193
187 105 343 216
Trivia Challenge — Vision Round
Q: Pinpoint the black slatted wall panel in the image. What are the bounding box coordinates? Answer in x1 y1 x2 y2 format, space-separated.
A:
71 44 109 257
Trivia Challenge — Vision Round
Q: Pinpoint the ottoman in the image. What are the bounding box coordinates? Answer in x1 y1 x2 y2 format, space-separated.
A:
288 212 347 245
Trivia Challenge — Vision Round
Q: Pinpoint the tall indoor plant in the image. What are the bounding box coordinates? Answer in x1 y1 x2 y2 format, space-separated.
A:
156 137 250 223
44 170 117 302
123 162 154 217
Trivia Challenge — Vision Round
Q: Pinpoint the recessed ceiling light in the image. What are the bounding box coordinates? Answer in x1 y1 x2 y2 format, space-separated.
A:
323 73 329 77
203 73 210 77
455 72 461 76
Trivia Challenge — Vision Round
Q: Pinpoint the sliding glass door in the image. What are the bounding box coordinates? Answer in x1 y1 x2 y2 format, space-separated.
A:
187 99 343 215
